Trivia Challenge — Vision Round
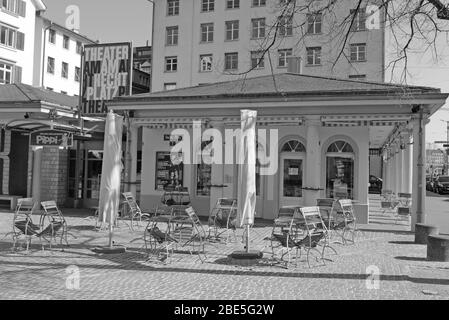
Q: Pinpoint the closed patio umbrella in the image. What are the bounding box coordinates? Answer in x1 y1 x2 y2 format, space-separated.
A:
95 110 125 253
232 109 262 259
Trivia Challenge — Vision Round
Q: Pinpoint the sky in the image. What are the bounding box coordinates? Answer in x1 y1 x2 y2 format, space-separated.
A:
42 0 153 46
41 0 449 146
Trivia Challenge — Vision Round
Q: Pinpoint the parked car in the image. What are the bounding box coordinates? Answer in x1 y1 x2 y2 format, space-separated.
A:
426 175 435 191
434 176 449 194
369 175 383 194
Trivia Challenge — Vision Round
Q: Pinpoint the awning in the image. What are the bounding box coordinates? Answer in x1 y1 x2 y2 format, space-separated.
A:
2 119 93 138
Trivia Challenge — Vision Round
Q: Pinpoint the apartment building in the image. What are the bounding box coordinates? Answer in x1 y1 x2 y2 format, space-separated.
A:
0 0 46 85
33 16 96 96
151 0 385 92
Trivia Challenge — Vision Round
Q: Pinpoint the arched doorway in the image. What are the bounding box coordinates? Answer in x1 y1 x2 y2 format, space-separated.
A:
279 140 306 207
326 140 355 199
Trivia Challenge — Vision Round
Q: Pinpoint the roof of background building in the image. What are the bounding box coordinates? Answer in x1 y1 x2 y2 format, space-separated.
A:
117 73 442 101
38 16 97 44
0 83 78 109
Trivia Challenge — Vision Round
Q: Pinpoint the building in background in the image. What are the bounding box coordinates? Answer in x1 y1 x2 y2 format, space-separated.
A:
0 0 46 85
132 46 152 94
426 149 447 176
151 0 385 92
33 16 96 96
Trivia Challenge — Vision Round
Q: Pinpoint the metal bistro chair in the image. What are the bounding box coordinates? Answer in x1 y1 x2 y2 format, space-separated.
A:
270 206 304 268
329 199 358 245
395 193 412 225
10 198 40 251
122 192 152 229
298 206 337 267
380 190 400 215
144 215 178 264
208 198 238 243
39 201 69 250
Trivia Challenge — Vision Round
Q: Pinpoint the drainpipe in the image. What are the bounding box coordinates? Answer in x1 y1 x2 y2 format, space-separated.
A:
417 106 425 223
41 22 54 88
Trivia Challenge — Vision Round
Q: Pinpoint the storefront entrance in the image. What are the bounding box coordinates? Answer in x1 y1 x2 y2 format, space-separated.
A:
325 141 355 199
279 140 306 207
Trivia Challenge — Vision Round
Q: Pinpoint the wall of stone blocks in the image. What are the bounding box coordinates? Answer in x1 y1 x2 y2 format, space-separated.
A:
40 147 68 206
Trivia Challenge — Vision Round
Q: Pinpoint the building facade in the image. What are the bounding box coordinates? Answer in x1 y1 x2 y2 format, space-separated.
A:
0 0 46 85
33 16 96 96
426 149 447 175
110 73 447 231
151 0 385 91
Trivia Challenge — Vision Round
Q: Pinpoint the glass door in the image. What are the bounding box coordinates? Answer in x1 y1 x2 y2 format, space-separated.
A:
326 155 354 199
279 154 304 207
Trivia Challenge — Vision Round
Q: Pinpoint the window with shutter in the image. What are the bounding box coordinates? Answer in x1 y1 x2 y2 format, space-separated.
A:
15 31 24 50
18 0 25 17
13 65 21 83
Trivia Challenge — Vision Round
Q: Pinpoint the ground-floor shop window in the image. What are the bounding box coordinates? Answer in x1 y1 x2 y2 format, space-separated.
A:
196 163 211 196
326 141 355 199
86 150 103 199
155 151 183 191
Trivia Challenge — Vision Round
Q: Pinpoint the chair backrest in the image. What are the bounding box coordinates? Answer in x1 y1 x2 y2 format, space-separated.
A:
185 206 207 238
217 198 236 208
15 198 34 217
316 198 334 207
41 200 65 224
41 201 61 216
123 192 141 214
398 193 412 199
338 199 355 220
300 206 326 227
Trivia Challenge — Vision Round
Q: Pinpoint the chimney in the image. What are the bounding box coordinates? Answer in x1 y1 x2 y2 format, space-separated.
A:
287 56 303 74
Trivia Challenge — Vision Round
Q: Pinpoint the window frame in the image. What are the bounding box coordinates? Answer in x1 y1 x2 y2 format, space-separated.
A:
48 29 56 44
63 35 70 50
166 26 179 46
251 51 265 69
306 46 321 66
278 49 292 68
201 0 215 12
251 18 266 39
167 0 179 16
199 54 213 72
350 43 367 62
225 20 239 41
165 56 178 72
200 23 214 43
226 0 239 9
307 13 322 34
47 56 55 74
61 62 69 79
224 52 238 71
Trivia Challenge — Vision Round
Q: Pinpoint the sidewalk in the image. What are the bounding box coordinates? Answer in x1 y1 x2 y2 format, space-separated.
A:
0 199 448 300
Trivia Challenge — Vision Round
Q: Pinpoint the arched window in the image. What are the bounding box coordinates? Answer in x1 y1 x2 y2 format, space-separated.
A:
281 140 306 153
326 140 355 199
327 140 354 153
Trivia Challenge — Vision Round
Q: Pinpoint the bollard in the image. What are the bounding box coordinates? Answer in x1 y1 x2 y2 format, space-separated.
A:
415 223 439 245
427 235 449 262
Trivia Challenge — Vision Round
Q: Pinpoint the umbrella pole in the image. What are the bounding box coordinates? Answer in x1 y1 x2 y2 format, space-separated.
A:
108 223 113 249
246 224 250 253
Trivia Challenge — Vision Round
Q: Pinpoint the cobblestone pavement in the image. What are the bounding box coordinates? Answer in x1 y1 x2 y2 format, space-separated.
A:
0 199 448 300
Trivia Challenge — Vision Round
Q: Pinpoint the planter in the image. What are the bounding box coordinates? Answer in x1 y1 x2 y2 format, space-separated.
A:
415 223 439 245
427 235 449 262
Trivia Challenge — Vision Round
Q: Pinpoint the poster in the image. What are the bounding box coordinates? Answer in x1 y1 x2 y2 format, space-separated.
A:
81 42 132 115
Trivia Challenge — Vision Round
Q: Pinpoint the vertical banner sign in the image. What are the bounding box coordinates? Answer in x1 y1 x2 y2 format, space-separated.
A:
81 42 132 115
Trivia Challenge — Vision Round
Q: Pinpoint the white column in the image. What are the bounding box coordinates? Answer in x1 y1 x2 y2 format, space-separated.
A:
395 145 403 194
31 147 43 211
411 115 427 230
391 149 396 194
209 121 225 211
304 117 321 206
129 125 139 197
402 133 412 194
382 155 387 192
